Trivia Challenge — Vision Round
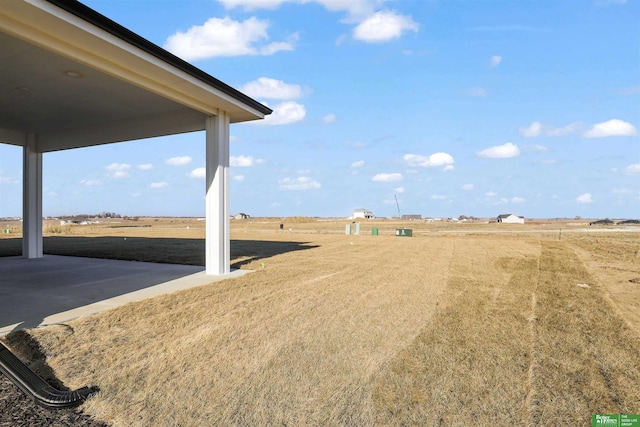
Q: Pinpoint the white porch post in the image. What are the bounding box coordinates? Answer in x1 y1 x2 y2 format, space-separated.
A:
22 133 43 258
205 112 230 275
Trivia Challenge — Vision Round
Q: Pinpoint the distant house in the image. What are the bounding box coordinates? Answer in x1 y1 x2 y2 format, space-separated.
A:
497 214 525 224
402 214 422 220
234 213 250 220
353 209 374 219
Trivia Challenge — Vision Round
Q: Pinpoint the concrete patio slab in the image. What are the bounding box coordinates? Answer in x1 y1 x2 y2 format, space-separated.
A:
0 255 249 336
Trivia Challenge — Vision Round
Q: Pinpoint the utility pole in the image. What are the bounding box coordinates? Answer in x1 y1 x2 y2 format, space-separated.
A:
394 193 401 218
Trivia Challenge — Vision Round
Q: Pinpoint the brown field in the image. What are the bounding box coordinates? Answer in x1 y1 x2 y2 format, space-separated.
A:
1 217 639 425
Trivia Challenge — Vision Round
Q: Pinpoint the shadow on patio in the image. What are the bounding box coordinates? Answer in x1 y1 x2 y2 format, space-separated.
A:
0 237 318 335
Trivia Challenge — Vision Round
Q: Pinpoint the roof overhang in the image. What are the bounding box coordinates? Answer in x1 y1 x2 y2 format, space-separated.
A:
0 0 271 152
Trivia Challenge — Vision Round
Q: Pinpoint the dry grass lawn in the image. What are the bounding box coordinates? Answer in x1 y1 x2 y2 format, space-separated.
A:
1 218 639 425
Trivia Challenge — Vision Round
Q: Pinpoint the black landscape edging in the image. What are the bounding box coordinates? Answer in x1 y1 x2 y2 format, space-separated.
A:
0 342 98 409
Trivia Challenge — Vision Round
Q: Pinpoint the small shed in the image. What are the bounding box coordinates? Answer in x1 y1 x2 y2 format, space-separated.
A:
234 213 250 220
497 214 525 224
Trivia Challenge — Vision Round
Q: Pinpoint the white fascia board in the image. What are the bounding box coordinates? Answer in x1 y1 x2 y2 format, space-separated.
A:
1 0 266 123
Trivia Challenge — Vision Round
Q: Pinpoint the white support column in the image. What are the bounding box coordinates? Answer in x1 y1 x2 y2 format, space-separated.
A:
22 133 43 258
205 112 230 275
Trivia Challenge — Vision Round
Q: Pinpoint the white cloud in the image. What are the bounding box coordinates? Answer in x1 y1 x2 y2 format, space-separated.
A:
322 113 336 124
164 17 294 61
351 160 365 168
511 196 525 203
624 163 640 175
467 87 488 97
477 142 520 159
519 121 542 137
319 0 382 19
218 0 288 9
490 55 502 67
219 0 379 20
519 121 581 137
462 184 474 190
576 193 593 203
547 122 581 136
372 172 403 182
190 167 206 179
531 144 549 151
233 175 245 182
394 186 405 194
230 155 264 167
584 119 638 138
241 77 302 100
431 194 448 200
137 164 153 170
485 191 497 197
403 152 455 168
255 101 306 125
443 165 455 171
278 176 321 190
105 163 131 178
166 156 192 166
150 182 169 189
260 36 298 55
353 11 419 43
80 179 102 186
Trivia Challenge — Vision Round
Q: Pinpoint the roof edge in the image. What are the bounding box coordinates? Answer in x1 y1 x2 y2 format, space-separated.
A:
44 0 272 116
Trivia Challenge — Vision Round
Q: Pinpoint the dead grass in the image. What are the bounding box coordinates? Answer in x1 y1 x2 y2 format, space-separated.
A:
567 234 640 333
1 220 639 425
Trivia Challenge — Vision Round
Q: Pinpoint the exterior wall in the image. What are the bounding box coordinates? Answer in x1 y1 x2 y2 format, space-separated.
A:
499 215 524 224
353 210 374 219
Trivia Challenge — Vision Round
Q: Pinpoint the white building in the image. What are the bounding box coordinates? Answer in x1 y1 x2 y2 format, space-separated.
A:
353 209 374 219
497 214 525 224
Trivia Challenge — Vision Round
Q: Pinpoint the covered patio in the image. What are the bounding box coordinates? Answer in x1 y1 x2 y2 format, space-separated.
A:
0 0 271 276
0 255 251 336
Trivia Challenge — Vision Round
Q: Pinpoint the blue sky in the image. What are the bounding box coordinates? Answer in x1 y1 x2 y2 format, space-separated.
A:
1 0 639 219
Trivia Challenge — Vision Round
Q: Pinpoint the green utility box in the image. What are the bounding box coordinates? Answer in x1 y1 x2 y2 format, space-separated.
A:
395 228 413 237
371 227 378 236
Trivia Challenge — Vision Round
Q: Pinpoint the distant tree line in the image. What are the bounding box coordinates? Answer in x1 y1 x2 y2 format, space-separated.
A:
53 212 138 221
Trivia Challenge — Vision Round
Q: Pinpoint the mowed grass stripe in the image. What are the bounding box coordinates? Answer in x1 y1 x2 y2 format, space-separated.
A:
7 233 639 426
372 240 640 426
25 235 456 426
372 240 538 425
527 242 640 425
206 237 456 425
